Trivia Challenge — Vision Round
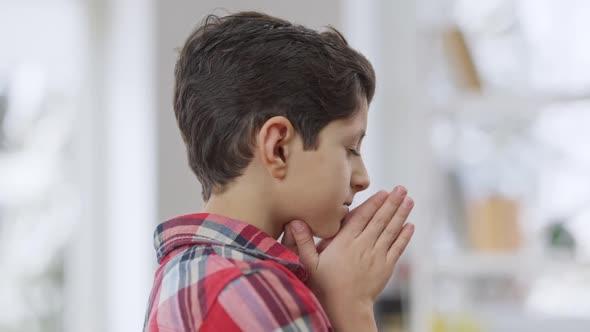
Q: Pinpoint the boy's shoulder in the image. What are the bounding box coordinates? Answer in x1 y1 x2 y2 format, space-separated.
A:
160 239 303 283
145 243 331 332
161 241 297 288
144 213 332 331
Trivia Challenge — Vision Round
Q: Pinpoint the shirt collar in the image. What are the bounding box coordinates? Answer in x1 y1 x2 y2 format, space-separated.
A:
153 213 307 281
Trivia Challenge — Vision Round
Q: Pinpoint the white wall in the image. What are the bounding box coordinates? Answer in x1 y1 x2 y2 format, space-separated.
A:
69 1 157 332
102 1 157 331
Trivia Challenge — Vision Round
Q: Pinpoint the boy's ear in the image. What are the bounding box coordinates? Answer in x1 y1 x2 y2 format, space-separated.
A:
256 116 296 179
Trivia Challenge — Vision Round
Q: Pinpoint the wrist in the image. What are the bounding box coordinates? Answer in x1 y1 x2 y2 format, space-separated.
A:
325 300 376 332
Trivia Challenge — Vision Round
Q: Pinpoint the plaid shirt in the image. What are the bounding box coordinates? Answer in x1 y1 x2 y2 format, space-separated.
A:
143 213 333 331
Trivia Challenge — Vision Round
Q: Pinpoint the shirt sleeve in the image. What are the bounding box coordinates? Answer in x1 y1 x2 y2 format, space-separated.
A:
200 266 333 332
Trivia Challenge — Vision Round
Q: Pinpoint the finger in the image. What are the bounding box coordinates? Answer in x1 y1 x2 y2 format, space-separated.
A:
290 220 319 272
375 196 414 252
340 190 389 238
360 186 407 244
281 223 298 255
386 223 415 264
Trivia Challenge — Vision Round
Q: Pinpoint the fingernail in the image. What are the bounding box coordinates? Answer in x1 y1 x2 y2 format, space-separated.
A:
291 221 305 233
403 197 414 208
395 186 407 195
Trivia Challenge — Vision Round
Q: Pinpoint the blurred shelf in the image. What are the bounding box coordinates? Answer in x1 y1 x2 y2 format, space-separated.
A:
415 2 590 332
433 253 524 278
435 304 590 332
429 92 590 117
432 253 587 278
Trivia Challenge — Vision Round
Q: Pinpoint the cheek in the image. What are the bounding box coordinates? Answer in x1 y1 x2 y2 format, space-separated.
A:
320 149 350 178
305 156 349 203
285 149 351 237
304 157 351 238
327 154 351 193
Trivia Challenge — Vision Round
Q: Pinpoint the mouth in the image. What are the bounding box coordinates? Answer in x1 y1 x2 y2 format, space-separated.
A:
342 200 353 214
342 203 351 214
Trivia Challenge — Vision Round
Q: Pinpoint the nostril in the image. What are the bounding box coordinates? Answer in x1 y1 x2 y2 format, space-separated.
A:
351 173 370 193
355 181 369 192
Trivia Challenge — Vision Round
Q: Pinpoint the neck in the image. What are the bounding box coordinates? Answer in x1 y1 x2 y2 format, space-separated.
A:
203 180 284 239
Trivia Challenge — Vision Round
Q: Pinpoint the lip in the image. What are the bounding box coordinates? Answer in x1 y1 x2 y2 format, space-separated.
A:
342 204 351 213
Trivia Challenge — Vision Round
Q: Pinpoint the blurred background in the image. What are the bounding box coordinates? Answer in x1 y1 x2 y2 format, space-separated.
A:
1 0 589 331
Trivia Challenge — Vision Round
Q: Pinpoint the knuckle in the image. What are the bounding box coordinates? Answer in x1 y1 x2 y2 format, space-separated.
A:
390 245 403 258
399 206 411 219
296 237 313 247
383 225 399 239
368 192 387 211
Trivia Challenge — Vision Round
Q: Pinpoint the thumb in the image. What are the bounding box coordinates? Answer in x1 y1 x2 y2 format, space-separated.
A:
280 223 298 255
289 220 319 272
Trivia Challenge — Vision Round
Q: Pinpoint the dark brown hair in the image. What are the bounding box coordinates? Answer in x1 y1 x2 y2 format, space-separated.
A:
174 11 375 201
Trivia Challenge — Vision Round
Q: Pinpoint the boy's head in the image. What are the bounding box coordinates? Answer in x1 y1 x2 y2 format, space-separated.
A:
174 11 375 238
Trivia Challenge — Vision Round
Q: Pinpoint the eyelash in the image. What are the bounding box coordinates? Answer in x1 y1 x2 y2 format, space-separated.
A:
348 148 361 157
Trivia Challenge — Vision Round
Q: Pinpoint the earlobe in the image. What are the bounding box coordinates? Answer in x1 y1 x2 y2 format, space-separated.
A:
257 116 295 179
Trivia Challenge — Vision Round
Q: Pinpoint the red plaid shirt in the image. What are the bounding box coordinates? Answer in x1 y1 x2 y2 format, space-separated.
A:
143 213 333 331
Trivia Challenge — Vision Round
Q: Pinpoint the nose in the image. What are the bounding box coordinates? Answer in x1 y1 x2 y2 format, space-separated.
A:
351 159 370 193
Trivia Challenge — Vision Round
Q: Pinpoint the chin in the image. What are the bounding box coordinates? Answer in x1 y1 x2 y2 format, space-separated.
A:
312 215 343 239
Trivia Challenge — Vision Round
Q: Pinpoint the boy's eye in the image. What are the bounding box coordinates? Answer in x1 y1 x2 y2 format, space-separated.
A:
348 148 361 157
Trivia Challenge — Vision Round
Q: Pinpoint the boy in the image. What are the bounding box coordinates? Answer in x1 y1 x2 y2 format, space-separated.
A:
144 11 415 332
